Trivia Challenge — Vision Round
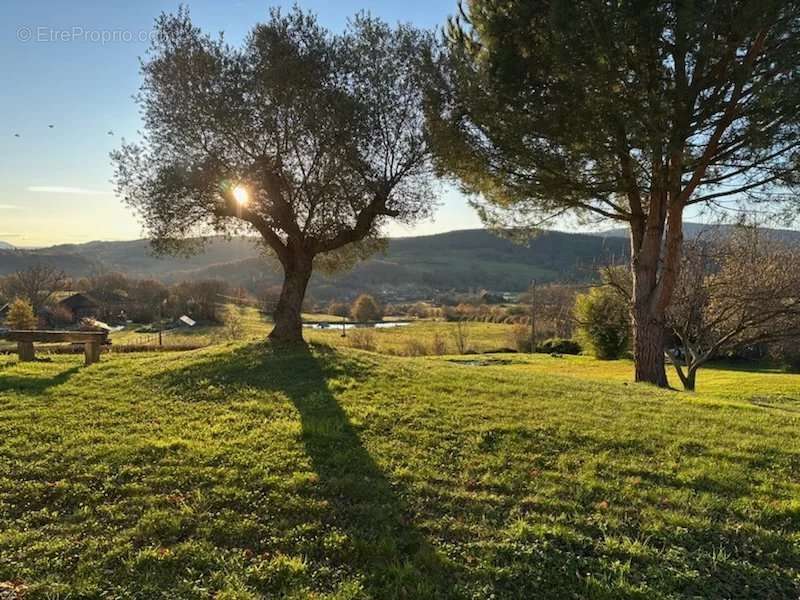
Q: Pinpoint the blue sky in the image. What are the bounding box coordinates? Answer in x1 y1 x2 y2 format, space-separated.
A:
0 0 483 247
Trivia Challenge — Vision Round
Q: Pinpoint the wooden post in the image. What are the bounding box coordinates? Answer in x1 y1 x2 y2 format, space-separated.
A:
18 341 35 362
84 342 100 366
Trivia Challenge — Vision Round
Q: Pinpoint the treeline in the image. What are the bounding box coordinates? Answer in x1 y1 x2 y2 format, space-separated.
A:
0 266 250 326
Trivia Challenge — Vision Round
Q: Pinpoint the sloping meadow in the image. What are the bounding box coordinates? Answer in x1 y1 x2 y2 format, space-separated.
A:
0 344 799 598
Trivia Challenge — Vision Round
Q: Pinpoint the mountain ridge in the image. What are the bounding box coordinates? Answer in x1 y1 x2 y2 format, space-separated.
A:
3 223 795 300
600 222 800 242
0 229 631 299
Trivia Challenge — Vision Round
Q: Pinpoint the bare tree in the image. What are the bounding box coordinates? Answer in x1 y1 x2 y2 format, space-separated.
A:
667 227 800 390
452 319 470 354
1 264 65 316
520 284 581 339
113 8 436 342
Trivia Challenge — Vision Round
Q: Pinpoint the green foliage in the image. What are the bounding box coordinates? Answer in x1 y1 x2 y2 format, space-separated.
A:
428 1 800 230
1 345 800 597
327 301 351 318
351 294 383 323
5 297 37 329
509 328 581 354
784 354 800 374
537 337 581 355
112 7 438 340
575 287 630 359
429 0 800 384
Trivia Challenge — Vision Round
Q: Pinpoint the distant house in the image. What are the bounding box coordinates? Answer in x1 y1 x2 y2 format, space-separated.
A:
178 315 197 328
58 293 100 322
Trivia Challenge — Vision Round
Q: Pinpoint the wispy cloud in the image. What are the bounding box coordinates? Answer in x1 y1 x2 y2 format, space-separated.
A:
27 185 111 195
0 204 20 210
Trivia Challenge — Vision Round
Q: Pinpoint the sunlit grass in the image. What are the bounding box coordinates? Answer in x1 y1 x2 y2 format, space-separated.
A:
1 341 799 597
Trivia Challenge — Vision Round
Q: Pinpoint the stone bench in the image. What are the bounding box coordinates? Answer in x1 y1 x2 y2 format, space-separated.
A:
3 330 109 366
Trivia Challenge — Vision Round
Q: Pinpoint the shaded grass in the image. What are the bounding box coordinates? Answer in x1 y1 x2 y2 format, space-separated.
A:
1 345 799 598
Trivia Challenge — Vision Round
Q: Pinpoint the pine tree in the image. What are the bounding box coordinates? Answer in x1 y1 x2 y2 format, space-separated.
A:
428 0 800 386
6 298 37 330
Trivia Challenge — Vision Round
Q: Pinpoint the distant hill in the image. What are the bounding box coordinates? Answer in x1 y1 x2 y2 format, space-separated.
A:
43 237 265 276
0 242 14 250
601 222 800 242
0 249 96 276
0 229 631 300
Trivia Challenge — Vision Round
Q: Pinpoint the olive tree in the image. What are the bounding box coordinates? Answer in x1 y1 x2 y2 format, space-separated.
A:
113 8 436 342
427 0 800 386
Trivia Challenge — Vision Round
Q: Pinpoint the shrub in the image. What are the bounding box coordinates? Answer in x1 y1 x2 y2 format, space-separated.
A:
451 320 471 354
537 337 581 355
348 329 377 351
431 332 447 355
351 294 383 323
785 354 800 373
6 298 37 329
771 340 800 373
440 306 459 321
407 302 430 319
574 287 630 359
402 338 428 356
510 323 534 352
222 305 246 340
327 301 350 318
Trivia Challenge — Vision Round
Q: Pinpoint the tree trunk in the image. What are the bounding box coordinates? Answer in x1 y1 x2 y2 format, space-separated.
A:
630 229 669 387
632 304 668 387
683 367 697 391
629 201 684 388
672 361 697 391
631 240 670 388
269 256 312 343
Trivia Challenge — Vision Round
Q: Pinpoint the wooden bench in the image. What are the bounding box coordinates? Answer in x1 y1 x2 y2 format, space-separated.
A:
2 330 109 365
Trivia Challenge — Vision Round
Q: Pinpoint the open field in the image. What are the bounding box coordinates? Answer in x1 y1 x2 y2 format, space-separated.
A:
1 342 800 598
108 309 274 348
1 310 514 357
21 311 515 356
307 321 516 355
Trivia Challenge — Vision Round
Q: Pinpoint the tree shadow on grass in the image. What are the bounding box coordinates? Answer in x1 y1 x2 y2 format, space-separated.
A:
0 364 81 395
158 342 457 598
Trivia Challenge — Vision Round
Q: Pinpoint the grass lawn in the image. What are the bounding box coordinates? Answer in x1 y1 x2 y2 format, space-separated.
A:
1 343 800 598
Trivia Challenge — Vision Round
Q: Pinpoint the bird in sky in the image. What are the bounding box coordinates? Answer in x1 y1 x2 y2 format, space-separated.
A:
48 124 54 129
107 130 114 136
13 133 20 138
